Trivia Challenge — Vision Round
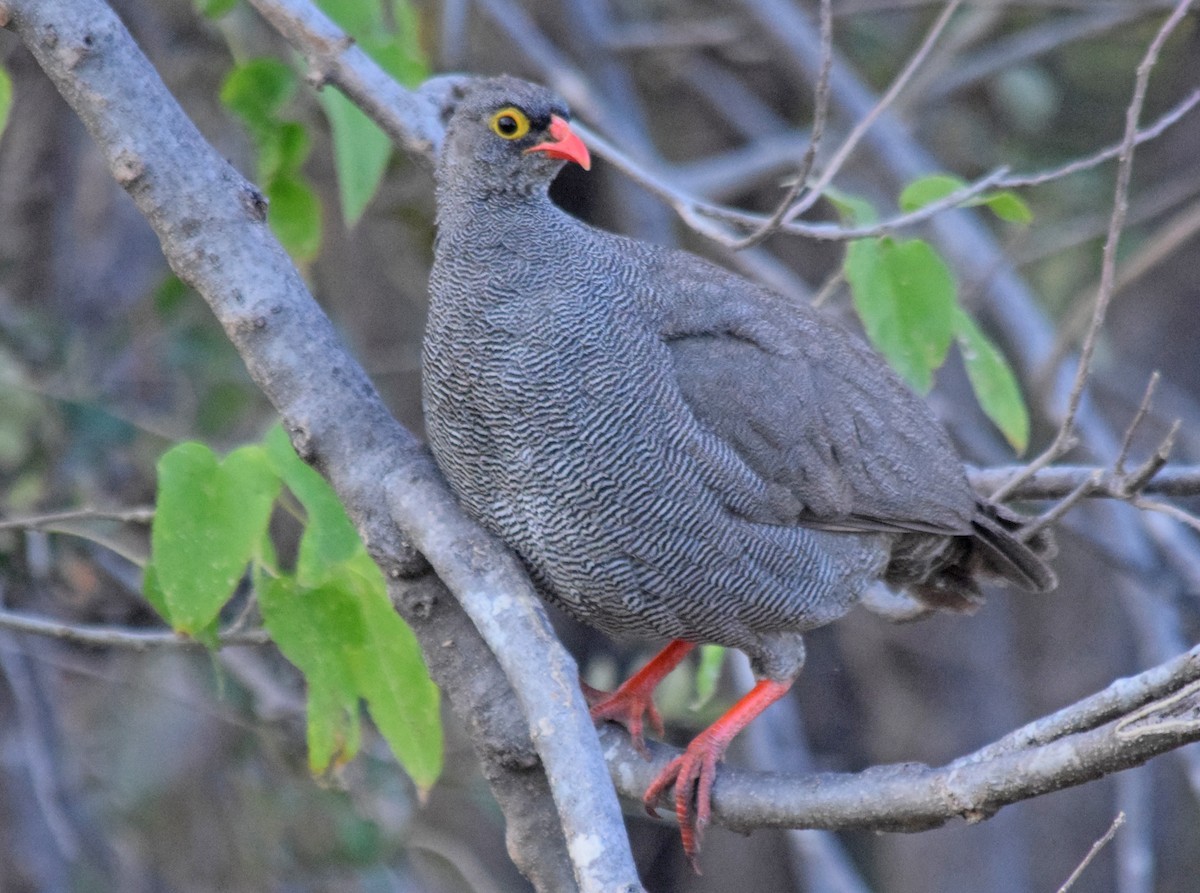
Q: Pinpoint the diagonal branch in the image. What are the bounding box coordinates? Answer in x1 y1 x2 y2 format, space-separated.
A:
1 2 640 891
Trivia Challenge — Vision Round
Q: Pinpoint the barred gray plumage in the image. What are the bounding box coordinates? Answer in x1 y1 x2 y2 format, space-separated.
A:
421 76 1055 860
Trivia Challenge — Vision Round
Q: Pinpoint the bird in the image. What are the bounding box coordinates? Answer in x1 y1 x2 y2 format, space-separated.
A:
421 75 1056 868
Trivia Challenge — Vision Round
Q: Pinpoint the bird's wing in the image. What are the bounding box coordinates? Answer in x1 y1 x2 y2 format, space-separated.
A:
648 249 976 536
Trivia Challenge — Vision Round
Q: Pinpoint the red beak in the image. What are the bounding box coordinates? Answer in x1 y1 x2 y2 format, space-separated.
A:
524 115 591 170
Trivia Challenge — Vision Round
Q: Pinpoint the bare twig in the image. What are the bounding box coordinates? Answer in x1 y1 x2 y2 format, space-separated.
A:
1115 373 1162 475
728 0 833 249
1022 469 1101 540
970 463 1200 501
0 506 155 530
1121 420 1180 497
0 606 270 649
990 0 1196 503
617 80 1200 247
1004 84 1200 191
782 0 965 225
1040 194 1200 387
1056 813 1126 893
1132 497 1200 535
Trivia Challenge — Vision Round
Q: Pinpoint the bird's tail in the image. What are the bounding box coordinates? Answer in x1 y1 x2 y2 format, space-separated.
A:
969 502 1058 593
887 502 1056 614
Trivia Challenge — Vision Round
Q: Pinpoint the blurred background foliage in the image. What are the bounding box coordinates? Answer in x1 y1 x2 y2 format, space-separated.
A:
1 1 1199 891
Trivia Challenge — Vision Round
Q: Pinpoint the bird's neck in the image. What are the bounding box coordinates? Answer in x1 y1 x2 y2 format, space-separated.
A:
434 177 560 235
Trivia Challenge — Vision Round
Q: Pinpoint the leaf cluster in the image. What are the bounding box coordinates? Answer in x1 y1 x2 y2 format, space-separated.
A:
836 175 1033 451
145 425 442 790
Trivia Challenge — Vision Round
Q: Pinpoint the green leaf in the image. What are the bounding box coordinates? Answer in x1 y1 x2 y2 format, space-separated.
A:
953 309 1030 453
316 0 377 36
259 573 364 772
0 65 12 141
313 0 427 227
259 560 442 785
977 191 1033 224
263 425 361 581
275 122 311 175
844 237 956 393
320 90 392 228
316 0 428 85
150 443 280 634
900 173 1032 225
195 0 238 17
899 174 967 213
690 645 726 711
343 557 443 790
220 59 296 125
141 563 170 623
267 174 322 261
824 186 878 226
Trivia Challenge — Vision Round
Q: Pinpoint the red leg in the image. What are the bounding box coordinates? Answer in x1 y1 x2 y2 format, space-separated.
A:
643 677 793 871
588 639 695 756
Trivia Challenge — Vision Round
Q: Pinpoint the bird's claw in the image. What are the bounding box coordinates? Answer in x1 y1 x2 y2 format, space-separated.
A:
642 735 723 872
585 681 665 758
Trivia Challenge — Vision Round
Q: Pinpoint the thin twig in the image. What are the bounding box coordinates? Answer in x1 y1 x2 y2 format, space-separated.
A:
1132 497 1200 535
1057 813 1126 893
1039 194 1200 384
1121 420 1180 497
1115 373 1161 475
0 606 270 649
990 0 1195 504
1023 469 1101 540
572 79 1199 249
729 0 833 249
0 506 155 531
781 0 964 225
1005 85 1200 190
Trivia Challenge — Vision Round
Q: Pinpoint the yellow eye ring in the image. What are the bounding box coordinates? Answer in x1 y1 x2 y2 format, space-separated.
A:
489 107 531 140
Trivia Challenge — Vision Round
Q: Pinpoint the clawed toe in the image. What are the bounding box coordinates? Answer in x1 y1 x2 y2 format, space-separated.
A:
642 742 720 871
589 688 664 757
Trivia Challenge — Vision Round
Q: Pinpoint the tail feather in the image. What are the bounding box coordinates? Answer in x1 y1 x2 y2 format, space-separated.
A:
971 503 1057 593
885 501 1057 614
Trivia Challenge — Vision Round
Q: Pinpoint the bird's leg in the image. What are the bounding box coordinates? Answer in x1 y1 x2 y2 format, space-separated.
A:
643 677 793 871
586 639 696 757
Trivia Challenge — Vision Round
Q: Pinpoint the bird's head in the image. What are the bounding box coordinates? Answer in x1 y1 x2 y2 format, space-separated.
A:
436 76 591 201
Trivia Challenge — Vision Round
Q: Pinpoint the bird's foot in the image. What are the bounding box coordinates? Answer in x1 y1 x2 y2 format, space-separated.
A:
583 640 695 757
641 677 794 871
642 729 726 873
584 680 665 758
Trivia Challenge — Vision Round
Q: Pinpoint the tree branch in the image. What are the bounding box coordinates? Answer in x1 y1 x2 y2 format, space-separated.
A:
0 606 269 649
991 0 1197 503
9 0 1200 884
600 644 1200 834
1 2 640 890
969 464 1200 501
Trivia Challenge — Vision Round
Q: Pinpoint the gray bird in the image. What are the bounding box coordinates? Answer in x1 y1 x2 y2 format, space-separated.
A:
422 75 1055 865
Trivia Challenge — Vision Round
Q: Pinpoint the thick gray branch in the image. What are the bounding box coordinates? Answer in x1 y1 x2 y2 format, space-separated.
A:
1 2 639 890
386 460 641 892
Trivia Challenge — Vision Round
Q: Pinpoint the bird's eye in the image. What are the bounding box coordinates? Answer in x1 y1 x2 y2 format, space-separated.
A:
489 107 531 140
